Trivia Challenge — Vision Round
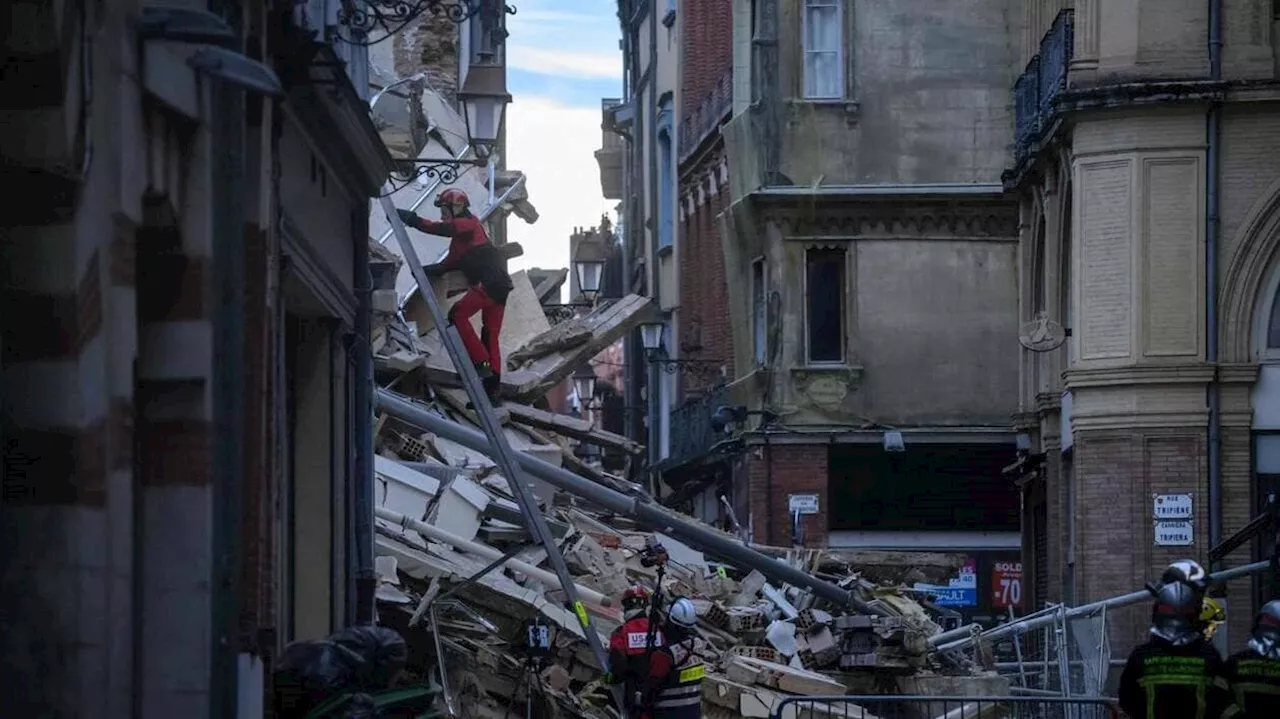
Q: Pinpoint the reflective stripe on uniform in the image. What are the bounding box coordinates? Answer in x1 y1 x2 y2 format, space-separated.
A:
678 665 706 683
654 684 702 709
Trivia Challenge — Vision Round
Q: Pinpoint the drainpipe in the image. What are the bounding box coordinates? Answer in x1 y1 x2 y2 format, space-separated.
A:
645 0 662 495
1206 0 1223 565
352 207 376 623
209 19 247 719
625 14 646 479
764 433 774 545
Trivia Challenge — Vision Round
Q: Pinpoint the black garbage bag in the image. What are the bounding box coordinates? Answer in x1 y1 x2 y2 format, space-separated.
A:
274 625 410 719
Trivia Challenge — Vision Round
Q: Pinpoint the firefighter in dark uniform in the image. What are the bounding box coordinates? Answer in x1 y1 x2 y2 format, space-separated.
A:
607 585 662 718
647 598 705 719
1223 600 1280 718
1118 580 1233 719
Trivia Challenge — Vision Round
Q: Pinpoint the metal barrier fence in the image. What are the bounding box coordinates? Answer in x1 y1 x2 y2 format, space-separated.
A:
771 695 1119 719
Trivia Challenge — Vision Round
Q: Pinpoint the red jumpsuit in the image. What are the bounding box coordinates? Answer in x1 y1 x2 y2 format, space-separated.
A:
406 213 514 376
608 616 664 718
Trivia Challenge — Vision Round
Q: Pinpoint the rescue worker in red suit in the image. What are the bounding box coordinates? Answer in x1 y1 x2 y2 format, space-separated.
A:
397 189 514 404
647 597 705 719
607 586 662 718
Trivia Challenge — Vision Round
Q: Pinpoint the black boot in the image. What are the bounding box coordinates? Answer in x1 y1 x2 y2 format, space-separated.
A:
483 374 502 406
466 372 503 409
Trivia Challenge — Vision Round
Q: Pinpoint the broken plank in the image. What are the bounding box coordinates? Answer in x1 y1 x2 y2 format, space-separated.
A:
502 402 643 455
506 326 593 367
508 294 654 402
434 387 512 426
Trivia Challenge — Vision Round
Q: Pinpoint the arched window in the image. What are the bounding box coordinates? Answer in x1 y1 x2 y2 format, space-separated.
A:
1267 283 1280 351
1253 246 1280 361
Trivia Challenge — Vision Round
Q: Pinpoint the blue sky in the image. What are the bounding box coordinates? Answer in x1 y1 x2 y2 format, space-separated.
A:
502 1 622 280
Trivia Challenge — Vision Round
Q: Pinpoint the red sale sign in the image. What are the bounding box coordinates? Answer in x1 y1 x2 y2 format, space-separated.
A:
991 561 1024 610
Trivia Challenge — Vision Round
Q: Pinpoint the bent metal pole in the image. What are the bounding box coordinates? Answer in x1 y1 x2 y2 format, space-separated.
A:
375 388 870 611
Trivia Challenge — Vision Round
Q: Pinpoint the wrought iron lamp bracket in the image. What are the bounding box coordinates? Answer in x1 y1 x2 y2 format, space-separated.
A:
384 156 488 192
337 1 517 45
653 358 724 382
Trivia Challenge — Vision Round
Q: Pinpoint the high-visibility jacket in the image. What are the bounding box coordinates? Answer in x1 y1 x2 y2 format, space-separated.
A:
1224 650 1280 718
1118 638 1233 719
649 637 705 719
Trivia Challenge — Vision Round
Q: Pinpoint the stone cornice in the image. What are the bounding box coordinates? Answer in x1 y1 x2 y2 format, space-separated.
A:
1011 411 1039 432
1035 391 1063 413
1064 363 1216 389
759 199 1019 239
1218 362 1261 385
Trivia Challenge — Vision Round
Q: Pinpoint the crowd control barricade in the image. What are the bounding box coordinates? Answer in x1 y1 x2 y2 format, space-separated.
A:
770 695 1120 719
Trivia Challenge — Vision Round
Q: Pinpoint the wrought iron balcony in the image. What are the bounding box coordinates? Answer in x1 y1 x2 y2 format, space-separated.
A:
1011 9 1074 167
678 71 732 161
665 383 729 468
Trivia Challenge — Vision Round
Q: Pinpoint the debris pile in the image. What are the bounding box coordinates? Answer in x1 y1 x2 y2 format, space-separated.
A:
367 259 1002 719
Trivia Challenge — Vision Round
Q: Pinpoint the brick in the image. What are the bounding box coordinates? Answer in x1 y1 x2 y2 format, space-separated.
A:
747 444 828 547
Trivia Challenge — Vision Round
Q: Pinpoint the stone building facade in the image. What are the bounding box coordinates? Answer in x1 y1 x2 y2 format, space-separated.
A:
1 1 390 715
1009 0 1280 654
599 0 680 477
659 0 1025 626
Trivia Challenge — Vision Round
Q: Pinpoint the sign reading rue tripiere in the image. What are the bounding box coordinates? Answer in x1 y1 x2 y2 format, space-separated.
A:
1153 493 1194 546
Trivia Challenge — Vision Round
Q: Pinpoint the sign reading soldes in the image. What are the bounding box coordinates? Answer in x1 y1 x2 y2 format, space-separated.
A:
913 558 978 608
991 561 1024 610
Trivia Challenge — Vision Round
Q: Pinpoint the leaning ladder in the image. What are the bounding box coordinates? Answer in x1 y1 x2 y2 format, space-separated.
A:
378 196 628 717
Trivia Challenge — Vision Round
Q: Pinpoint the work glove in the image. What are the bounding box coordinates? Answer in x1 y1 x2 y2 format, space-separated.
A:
396 208 419 227
423 263 447 277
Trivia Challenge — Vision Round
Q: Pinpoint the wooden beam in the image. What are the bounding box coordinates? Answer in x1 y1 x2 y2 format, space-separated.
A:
502 402 643 456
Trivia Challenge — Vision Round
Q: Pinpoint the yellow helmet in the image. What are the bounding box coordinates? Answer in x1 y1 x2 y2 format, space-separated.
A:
1201 597 1226 639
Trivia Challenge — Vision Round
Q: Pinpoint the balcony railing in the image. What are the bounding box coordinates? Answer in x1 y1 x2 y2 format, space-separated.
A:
1012 9 1074 167
678 71 732 161
666 383 729 468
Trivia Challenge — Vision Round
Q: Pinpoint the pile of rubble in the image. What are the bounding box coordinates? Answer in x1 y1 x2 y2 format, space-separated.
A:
366 254 1004 719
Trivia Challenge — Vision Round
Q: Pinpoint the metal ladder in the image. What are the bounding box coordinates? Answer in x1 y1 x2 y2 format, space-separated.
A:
378 196 628 717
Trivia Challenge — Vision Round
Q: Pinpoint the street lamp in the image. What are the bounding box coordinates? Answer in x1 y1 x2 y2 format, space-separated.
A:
574 257 605 305
458 65 511 155
572 364 597 406
640 310 723 381
640 318 665 356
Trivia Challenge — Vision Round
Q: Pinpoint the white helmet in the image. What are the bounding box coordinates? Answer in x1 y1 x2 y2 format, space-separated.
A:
667 598 697 629
1163 559 1207 590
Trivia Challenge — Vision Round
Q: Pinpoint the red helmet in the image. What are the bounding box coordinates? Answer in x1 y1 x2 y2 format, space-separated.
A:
435 188 470 209
621 585 651 611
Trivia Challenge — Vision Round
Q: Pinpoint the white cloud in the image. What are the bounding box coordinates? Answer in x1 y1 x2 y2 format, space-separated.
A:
505 95 614 294
509 10 602 25
506 45 623 80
